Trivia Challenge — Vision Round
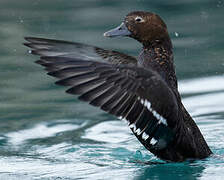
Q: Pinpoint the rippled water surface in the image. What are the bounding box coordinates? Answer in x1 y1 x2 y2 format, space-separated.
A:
0 0 224 179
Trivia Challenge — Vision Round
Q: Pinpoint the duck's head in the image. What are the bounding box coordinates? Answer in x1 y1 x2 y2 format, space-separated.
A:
104 11 170 46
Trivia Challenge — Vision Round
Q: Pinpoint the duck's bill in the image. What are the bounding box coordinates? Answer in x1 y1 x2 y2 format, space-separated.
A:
103 22 131 37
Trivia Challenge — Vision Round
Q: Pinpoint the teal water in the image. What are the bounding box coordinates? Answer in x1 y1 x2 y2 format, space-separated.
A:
0 0 224 179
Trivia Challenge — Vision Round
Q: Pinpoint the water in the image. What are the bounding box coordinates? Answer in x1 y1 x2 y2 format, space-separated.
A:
0 0 224 179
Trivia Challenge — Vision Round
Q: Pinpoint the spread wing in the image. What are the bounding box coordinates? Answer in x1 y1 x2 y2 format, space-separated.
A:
24 37 137 65
24 37 179 152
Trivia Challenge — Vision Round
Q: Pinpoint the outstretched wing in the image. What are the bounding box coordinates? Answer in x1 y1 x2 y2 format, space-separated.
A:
24 37 179 152
24 37 137 65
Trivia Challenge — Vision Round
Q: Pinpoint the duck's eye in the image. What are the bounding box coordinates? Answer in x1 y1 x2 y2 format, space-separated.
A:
135 16 144 22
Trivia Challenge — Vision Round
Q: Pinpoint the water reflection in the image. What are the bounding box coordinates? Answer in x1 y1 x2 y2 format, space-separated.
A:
135 162 206 180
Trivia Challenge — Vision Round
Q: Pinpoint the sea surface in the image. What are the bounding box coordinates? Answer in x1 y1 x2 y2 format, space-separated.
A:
0 0 224 179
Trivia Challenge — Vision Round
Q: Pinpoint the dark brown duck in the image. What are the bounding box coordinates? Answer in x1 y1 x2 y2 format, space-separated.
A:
24 11 212 162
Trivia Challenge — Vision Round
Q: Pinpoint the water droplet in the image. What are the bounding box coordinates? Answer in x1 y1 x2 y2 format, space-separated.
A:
174 32 179 37
200 11 209 19
217 0 223 7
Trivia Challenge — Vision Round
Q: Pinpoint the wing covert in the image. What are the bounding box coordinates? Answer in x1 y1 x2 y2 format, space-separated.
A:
24 37 137 65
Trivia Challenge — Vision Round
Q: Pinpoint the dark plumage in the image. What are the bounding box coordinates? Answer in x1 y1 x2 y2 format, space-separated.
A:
24 11 212 162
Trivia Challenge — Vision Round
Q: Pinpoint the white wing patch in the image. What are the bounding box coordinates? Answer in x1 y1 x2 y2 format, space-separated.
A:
150 138 158 145
142 132 149 140
129 123 143 136
135 128 142 135
117 98 167 144
139 99 167 126
129 123 137 132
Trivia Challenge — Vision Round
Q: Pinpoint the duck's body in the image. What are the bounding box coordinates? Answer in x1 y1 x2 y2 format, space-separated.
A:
135 37 211 161
24 11 212 162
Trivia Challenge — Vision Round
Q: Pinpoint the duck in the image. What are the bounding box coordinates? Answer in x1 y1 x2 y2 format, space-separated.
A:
24 11 212 162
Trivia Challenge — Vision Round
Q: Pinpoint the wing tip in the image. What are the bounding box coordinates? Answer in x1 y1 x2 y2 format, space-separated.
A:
24 36 48 43
24 36 32 42
47 70 64 78
35 60 45 65
23 42 31 47
24 36 40 43
55 79 71 86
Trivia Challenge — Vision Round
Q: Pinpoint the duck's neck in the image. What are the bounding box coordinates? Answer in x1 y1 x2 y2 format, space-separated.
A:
138 37 177 89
